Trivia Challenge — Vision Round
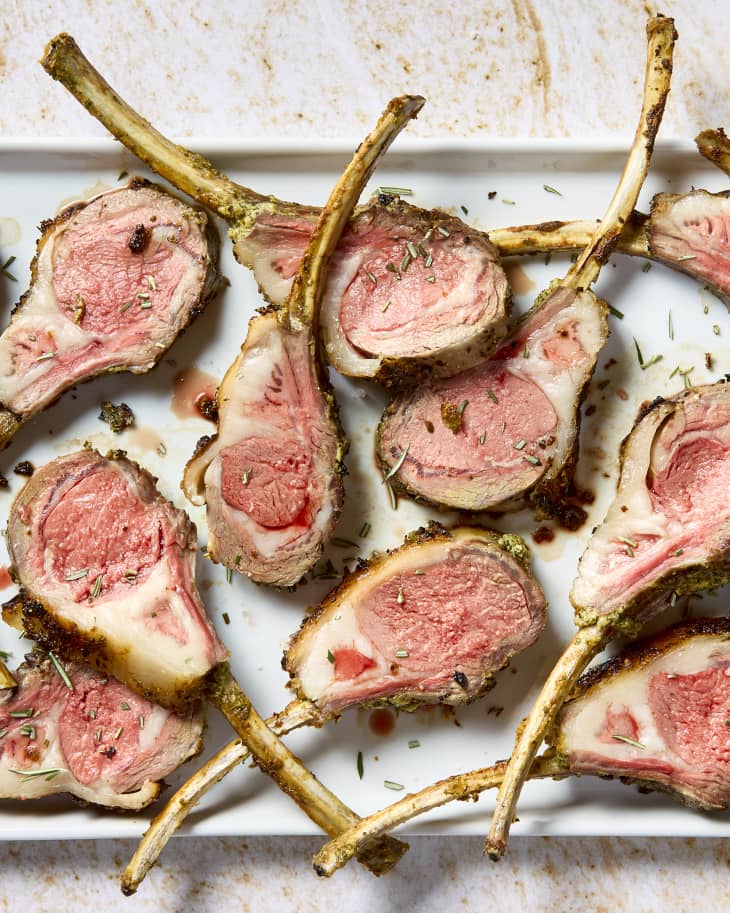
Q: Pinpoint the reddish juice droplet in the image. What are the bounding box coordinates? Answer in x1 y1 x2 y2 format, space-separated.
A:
170 367 218 420
0 566 12 589
369 708 396 737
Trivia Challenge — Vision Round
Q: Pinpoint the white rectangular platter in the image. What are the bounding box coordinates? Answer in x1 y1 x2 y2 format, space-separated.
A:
0 138 728 841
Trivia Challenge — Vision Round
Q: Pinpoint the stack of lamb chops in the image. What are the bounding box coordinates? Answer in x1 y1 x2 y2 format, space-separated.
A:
0 8 728 890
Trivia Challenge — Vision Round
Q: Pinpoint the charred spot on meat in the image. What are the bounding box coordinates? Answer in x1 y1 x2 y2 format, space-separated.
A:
311 617 730 876
0 179 222 451
42 34 512 384
0 651 204 810
284 523 547 716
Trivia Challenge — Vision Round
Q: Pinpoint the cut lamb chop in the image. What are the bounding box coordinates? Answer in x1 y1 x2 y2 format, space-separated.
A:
283 523 546 715
5 448 407 877
179 96 424 587
0 179 221 450
312 617 730 875
487 378 730 859
121 522 546 892
377 15 675 529
0 649 204 810
42 34 511 384
6 449 229 707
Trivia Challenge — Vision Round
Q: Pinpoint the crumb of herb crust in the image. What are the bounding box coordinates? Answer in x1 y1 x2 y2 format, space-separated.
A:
99 401 135 433
13 461 34 477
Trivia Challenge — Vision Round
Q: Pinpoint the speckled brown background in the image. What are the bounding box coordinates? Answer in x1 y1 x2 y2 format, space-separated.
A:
2 1 730 910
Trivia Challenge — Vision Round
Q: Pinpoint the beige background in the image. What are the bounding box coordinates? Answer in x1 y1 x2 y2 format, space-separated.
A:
2 1 730 910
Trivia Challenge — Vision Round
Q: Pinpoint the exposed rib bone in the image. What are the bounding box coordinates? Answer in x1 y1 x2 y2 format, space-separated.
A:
313 754 567 876
122 698 321 894
485 13 676 858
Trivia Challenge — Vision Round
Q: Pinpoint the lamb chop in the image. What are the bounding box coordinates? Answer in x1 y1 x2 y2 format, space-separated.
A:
121 522 547 893
312 616 730 875
487 380 730 858
4 448 406 875
490 126 730 306
42 33 511 385
0 648 204 810
376 15 675 530
0 179 221 450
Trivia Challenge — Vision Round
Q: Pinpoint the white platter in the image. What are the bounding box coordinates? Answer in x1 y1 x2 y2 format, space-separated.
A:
0 138 728 842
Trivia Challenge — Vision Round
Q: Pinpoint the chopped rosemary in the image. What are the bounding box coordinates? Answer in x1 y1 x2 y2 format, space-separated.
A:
436 226 450 237
90 574 104 600
382 300 390 312
331 537 359 549
359 521 371 538
385 262 401 280
64 568 89 581
424 275 436 283
383 444 410 482
118 170 128 181
543 184 561 196
241 469 252 485
396 587 404 605
478 433 486 445
618 536 638 548
19 725 35 739
677 254 696 261
544 252 552 266
424 252 433 268
406 241 419 260
641 354 663 370
408 739 420 749
395 648 409 658
36 352 56 362
417 244 427 258
414 569 425 576
378 186 413 196
501 199 515 205
608 304 624 319
514 439 526 451
357 750 364 779
139 715 145 729
487 389 498 405
625 545 634 558
327 650 335 664
384 780 405 791
222 612 230 625
458 399 469 415
611 734 646 750
524 455 541 466
400 252 412 273
668 310 674 340
114 726 123 740
119 301 132 313
9 708 34 718
460 205 469 215
366 271 377 285
713 324 721 335
49 652 73 691
9 767 64 782
2 255 17 281
225 567 233 584
0 729 7 739
633 338 644 366
674 548 684 556
642 262 652 273
147 275 157 291
385 480 398 510
121 701 131 711
523 345 530 358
